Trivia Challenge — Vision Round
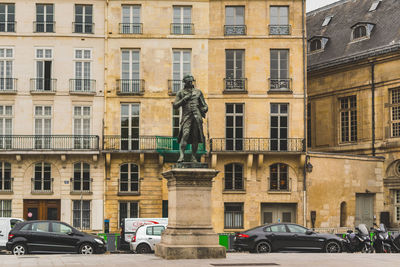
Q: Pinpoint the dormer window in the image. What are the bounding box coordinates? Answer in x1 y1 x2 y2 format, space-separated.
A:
322 16 333 27
353 25 366 39
369 0 382 12
351 22 375 41
310 39 321 51
308 36 329 53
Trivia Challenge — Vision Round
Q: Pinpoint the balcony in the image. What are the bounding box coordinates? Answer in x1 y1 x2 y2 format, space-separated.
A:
0 78 17 94
117 79 145 95
171 23 194 35
268 25 291 35
269 78 292 92
0 21 16 32
31 177 53 194
0 135 99 153
103 136 157 151
33 21 55 33
69 79 96 94
30 78 57 93
224 78 247 93
210 138 304 153
0 177 13 194
168 80 183 95
73 22 94 34
119 23 142 34
118 178 140 196
70 177 92 195
224 25 246 36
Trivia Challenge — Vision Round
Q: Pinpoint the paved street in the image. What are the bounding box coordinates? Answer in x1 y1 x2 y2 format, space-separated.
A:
0 253 399 267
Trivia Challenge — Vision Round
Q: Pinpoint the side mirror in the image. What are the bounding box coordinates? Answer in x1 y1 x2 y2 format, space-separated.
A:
306 230 314 235
67 231 74 236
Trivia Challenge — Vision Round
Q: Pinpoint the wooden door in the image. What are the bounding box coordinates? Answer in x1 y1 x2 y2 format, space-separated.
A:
23 200 60 221
355 194 374 228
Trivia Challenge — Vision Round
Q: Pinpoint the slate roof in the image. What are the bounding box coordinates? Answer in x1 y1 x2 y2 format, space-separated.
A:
307 0 400 71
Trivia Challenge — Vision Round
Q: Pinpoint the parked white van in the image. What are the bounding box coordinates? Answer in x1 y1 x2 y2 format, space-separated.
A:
0 218 23 249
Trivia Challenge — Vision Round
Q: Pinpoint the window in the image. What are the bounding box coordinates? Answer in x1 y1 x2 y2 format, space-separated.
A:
0 47 14 91
287 224 307 233
225 6 245 35
264 224 287 232
73 49 93 92
224 203 243 229
225 50 245 91
340 96 357 142
73 106 91 149
270 104 288 151
226 104 244 151
121 5 141 34
120 49 141 93
33 162 52 192
34 106 52 149
270 163 288 191
270 50 289 90
391 89 400 137
73 200 90 229
353 25 367 39
146 225 165 236
322 16 333 27
0 200 11 216
119 202 138 226
35 4 54 32
340 201 347 227
310 39 322 52
74 5 93 33
0 105 12 149
34 48 53 91
0 3 15 32
369 0 381 12
32 222 49 232
172 50 191 94
307 103 311 147
395 190 400 222
269 6 289 35
224 163 243 190
73 162 90 192
51 222 73 234
172 106 180 138
172 6 192 34
121 104 140 150
0 162 11 191
119 163 139 193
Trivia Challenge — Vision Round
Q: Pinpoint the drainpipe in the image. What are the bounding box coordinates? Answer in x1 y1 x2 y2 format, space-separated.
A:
302 0 307 227
371 61 376 156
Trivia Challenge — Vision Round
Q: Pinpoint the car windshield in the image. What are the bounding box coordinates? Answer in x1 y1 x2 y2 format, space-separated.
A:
358 224 369 235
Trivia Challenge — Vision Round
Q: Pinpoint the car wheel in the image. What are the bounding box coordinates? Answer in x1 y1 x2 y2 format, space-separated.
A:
79 243 94 255
136 243 151 254
325 241 341 253
12 243 27 255
255 241 272 253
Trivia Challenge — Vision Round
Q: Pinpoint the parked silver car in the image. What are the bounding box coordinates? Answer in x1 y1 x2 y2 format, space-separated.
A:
130 224 167 253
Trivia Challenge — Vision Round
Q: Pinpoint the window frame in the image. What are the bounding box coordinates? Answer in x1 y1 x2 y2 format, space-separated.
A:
224 202 244 229
0 105 12 149
72 162 91 192
34 105 52 149
390 88 400 138
395 190 400 222
224 163 244 191
339 95 357 143
269 163 289 191
225 103 244 151
72 199 91 230
269 6 289 26
353 25 367 40
270 103 289 151
121 5 142 34
34 47 54 91
0 3 15 32
35 4 54 33
120 103 140 150
119 163 140 193
0 47 14 91
0 161 12 191
118 201 139 228
33 162 52 192
0 199 11 217
74 4 93 34
172 105 181 138
172 6 192 34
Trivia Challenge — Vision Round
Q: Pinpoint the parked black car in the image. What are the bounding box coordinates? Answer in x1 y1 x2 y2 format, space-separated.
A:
234 223 344 253
6 220 106 255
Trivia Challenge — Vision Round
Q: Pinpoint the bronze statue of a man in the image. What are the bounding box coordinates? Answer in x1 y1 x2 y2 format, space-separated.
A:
173 75 208 163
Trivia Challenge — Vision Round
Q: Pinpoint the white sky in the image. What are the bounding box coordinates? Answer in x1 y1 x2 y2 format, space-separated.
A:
307 0 341 12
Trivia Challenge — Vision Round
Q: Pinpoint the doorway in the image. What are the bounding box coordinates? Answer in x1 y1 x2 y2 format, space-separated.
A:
261 203 297 224
355 193 374 228
23 200 60 221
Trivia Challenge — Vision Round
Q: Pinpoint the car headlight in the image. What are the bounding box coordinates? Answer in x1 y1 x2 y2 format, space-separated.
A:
94 238 104 245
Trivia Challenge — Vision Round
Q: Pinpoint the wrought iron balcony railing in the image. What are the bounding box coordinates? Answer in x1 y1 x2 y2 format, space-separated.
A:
69 79 96 93
119 23 143 34
268 177 292 192
0 21 16 32
224 25 246 35
168 80 182 95
223 177 246 192
31 177 53 194
70 177 92 194
34 21 55 33
103 136 157 151
171 23 194 35
118 178 140 195
0 78 17 93
224 78 247 92
210 138 304 152
0 135 99 151
0 177 13 193
268 25 291 35
269 78 292 91
117 79 145 95
30 78 57 93
73 22 94 34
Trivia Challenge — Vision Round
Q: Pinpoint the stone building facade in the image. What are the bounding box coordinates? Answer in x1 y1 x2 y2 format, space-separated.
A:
307 0 400 227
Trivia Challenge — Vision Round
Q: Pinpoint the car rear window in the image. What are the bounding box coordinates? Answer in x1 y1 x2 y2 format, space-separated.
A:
20 224 32 231
10 219 23 228
146 225 165 236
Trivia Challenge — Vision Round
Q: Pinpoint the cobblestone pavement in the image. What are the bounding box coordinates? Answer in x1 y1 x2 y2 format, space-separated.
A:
0 253 399 267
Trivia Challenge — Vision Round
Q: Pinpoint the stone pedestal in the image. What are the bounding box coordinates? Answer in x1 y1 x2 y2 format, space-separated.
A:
155 167 226 259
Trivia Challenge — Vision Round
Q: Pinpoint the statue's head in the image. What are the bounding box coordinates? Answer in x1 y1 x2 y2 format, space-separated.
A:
183 75 195 88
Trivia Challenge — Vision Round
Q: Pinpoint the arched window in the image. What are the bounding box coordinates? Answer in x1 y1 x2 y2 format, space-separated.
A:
340 201 347 227
33 162 52 192
310 39 322 52
224 163 243 190
353 26 367 39
73 162 91 192
270 163 288 191
120 163 139 193
0 162 12 192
